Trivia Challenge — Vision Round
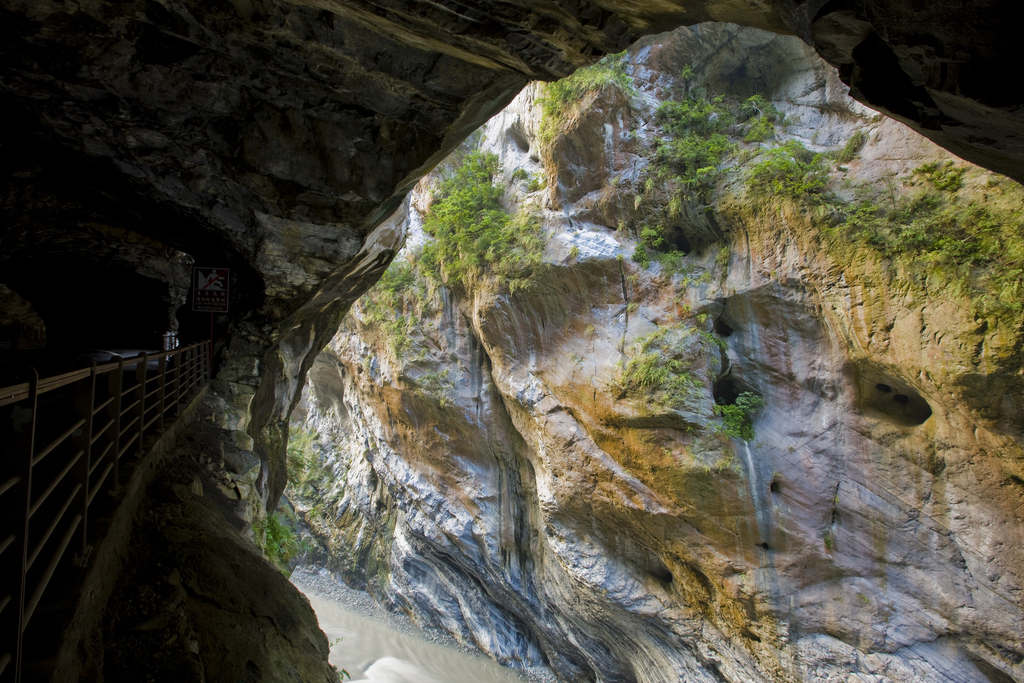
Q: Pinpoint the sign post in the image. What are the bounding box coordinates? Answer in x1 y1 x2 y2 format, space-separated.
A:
193 268 229 374
193 268 230 313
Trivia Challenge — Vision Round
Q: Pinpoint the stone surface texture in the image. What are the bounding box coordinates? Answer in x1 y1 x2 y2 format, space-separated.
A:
292 26 1024 683
86 414 339 683
0 285 45 349
2 0 1024 513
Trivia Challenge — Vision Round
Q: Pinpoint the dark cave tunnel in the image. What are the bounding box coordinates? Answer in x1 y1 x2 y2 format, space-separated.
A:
2 256 172 352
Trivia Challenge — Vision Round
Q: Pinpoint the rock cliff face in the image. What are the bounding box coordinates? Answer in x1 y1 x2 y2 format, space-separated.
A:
4 0 1024 513
292 25 1024 683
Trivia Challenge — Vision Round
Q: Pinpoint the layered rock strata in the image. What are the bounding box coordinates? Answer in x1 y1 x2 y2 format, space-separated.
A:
292 25 1024 683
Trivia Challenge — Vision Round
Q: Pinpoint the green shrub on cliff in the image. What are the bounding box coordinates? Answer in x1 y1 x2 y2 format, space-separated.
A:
914 160 966 192
739 95 783 143
537 51 635 148
611 326 697 409
266 512 299 566
421 150 544 293
652 95 735 199
746 139 830 201
839 172 1024 313
647 94 783 205
835 130 867 164
715 391 764 441
358 258 429 357
286 426 329 494
630 225 664 268
252 510 301 574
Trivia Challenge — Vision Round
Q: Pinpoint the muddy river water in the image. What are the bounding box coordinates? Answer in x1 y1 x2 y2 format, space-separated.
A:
292 570 539 683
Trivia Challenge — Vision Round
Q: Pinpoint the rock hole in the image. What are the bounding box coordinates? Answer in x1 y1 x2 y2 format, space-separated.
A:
684 562 714 599
650 564 673 585
238 660 262 683
135 23 202 66
1008 475 1024 488
714 318 734 337
756 542 770 551
742 628 762 643
769 480 780 495
713 375 740 406
859 369 933 426
506 122 530 153
966 651 1017 683
663 225 691 254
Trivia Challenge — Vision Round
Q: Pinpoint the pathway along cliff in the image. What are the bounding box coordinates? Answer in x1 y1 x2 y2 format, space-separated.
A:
280 23 1024 683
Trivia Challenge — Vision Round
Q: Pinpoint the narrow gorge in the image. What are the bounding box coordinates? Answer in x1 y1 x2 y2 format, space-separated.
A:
283 25 1024 683
1 2 1023 682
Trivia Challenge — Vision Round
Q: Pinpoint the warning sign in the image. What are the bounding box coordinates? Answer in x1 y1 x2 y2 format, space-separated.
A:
193 267 230 312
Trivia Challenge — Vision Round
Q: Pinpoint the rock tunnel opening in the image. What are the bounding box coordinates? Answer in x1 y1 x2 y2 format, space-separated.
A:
2 256 172 350
870 380 931 425
506 121 531 153
742 627 762 643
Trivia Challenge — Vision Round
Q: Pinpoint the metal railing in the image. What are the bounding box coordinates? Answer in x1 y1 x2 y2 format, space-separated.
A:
0 341 210 682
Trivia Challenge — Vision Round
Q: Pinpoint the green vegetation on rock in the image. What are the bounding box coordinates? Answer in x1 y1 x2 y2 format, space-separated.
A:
630 93 787 272
537 51 635 149
715 391 764 441
286 426 330 494
253 509 301 574
357 257 430 358
746 139 830 202
611 326 697 409
738 95 784 144
915 160 966 192
651 95 735 200
833 165 1024 314
421 150 545 293
835 130 866 164
412 368 455 408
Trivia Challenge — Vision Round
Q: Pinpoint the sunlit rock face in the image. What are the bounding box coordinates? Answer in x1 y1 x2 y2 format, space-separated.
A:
293 25 1024 683
2 0 1023 511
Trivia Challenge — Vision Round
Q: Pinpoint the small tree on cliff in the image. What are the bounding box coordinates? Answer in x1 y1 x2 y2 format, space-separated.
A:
421 150 544 293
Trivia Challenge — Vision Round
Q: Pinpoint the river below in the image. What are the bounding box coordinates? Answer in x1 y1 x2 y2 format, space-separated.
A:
291 568 555 683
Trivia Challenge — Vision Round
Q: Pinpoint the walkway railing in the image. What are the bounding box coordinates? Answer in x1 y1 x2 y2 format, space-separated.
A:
0 341 210 682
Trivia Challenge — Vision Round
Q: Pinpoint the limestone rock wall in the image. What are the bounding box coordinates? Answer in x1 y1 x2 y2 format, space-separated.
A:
294 25 1024 683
